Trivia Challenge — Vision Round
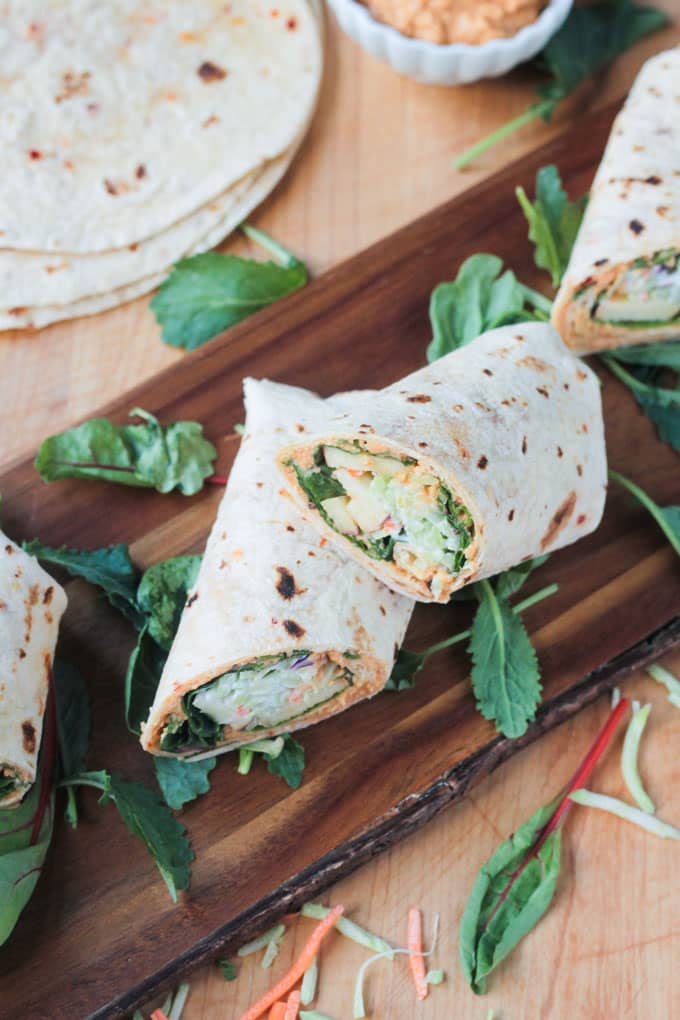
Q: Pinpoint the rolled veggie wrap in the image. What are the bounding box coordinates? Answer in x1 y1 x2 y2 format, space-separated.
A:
277 323 606 603
553 48 680 352
141 380 413 758
0 532 67 807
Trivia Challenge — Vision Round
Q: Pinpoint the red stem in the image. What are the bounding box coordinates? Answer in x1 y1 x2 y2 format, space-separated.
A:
484 697 630 928
206 474 228 486
29 665 57 845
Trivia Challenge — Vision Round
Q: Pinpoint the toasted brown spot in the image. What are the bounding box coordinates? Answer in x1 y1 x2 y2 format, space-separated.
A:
275 566 306 600
43 586 54 605
563 383 570 391
18 648 26 659
45 611 53 624
418 441 428 448
185 592 199 608
283 619 305 638
521 436 527 454
406 394 431 403
295 423 305 433
508 509 515 522
452 404 464 412
519 355 550 373
198 61 227 82
594 258 609 266
219 560 226 569
286 525 295 532
22 721 36 755
536 386 549 398
540 491 577 551
379 605 386 616
514 334 525 342
657 205 671 218
629 218 645 234
5 544 14 554
482 368 493 376
576 370 587 381
477 455 488 470
202 114 220 128
307 550 316 557
557 446 563 458
135 164 147 179
577 464 583 477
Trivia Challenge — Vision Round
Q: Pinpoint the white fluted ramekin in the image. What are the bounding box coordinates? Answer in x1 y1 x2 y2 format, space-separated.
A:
326 0 573 86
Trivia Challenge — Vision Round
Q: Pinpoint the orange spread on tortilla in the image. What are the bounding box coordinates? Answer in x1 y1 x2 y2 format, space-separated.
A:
363 0 545 44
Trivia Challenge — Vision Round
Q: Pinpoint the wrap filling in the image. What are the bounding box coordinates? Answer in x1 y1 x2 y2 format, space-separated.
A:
0 765 24 800
159 651 353 753
588 250 680 326
289 443 474 597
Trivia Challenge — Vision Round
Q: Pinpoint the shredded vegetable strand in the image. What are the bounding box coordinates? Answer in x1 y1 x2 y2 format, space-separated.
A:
168 983 190 1020
425 969 445 985
150 1011 169 1020
240 905 344 1020
238 924 286 958
301 903 394 958
647 664 680 710
299 1012 335 1020
611 686 621 709
262 934 284 969
284 991 301 1020
300 954 318 1005
570 789 680 839
407 908 428 1001
621 703 655 814
268 1004 286 1020
353 915 439 1020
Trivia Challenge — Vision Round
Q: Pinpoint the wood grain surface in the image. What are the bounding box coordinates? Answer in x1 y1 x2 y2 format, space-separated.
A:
1 94 680 1018
1 9 679 1019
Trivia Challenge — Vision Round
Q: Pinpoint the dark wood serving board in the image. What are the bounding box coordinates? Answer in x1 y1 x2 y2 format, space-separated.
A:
2 102 680 1020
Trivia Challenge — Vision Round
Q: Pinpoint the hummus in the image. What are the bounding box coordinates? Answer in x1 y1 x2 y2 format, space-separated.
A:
363 0 546 45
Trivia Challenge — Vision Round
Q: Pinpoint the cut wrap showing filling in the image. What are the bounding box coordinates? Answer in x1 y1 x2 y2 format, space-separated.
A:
159 651 353 753
585 250 680 328
289 443 474 600
0 766 24 802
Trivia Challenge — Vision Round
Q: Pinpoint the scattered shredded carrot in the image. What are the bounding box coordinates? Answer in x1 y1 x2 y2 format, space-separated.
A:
239 904 345 1020
267 1004 286 1020
150 1011 170 1020
284 990 301 1020
407 907 428 1001
319 537 327 547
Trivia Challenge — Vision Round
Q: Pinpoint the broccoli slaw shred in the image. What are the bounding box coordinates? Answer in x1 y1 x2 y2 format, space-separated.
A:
289 442 474 597
581 249 680 328
159 652 355 753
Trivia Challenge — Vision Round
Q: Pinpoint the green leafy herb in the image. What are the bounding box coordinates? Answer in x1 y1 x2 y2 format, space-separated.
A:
151 223 308 351
266 734 306 789
53 659 90 826
455 0 668 169
137 554 201 650
461 697 629 993
608 341 680 371
23 540 143 627
218 959 238 981
125 625 168 735
602 356 680 456
36 408 217 496
608 470 680 557
516 165 586 287
427 254 552 362
62 770 193 902
154 756 217 811
0 776 54 949
469 579 542 738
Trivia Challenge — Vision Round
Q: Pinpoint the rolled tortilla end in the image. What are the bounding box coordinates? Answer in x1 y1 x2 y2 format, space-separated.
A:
277 323 607 603
552 48 680 353
140 379 413 758
0 533 67 807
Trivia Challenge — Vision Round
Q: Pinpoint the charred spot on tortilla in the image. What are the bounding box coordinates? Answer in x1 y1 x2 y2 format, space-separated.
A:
594 258 609 267
18 648 26 659
4 544 14 555
508 509 515 522
577 464 584 476
406 394 431 403
185 592 199 608
43 586 54 605
379 605 386 616
275 566 306 600
477 455 488 470
283 619 305 638
557 447 563 458
521 436 528 454
540 491 577 551
295 424 306 432
21 721 36 754
629 218 645 234
482 368 493 376
418 441 428 448
286 525 296 532
198 61 228 82
536 386 550 398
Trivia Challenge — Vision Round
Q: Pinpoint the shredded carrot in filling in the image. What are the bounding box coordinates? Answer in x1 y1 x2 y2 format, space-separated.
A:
407 906 428 1001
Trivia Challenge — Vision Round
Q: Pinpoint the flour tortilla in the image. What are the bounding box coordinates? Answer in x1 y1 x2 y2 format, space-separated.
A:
141 379 413 758
278 323 607 603
0 1 322 253
0 137 302 330
552 48 680 352
0 533 67 807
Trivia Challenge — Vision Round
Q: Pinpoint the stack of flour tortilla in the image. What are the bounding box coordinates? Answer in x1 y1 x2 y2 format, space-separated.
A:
0 0 323 330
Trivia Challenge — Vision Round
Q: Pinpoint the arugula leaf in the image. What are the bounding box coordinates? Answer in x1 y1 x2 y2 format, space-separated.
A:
385 648 430 691
0 778 54 948
151 224 308 351
137 555 201 651
608 341 680 371
455 0 668 169
460 799 561 994
23 540 143 627
602 356 680 456
427 254 551 362
516 166 586 287
608 470 680 557
36 408 217 496
53 659 90 826
125 625 167 735
154 756 217 811
494 556 549 602
266 735 305 789
468 580 542 738
218 959 238 981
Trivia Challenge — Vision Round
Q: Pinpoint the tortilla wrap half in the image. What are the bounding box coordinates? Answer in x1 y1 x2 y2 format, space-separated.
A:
0 533 67 807
0 0 322 253
141 379 413 759
552 48 680 352
277 323 607 603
